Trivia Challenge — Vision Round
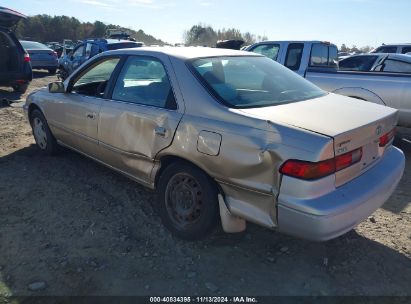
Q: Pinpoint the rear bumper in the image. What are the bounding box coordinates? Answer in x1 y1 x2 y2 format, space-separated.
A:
277 146 405 241
31 63 58 69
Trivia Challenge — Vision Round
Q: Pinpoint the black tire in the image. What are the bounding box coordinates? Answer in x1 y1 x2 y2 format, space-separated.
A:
157 162 219 240
48 68 57 75
30 109 59 155
12 83 29 94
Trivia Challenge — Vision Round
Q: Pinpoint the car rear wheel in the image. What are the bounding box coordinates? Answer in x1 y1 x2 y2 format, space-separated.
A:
12 83 29 94
48 68 57 75
30 109 59 155
157 162 219 240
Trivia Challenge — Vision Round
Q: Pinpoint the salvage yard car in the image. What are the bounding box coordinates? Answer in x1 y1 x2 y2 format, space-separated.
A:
24 47 405 241
0 6 32 93
247 41 411 127
20 40 58 74
58 38 144 80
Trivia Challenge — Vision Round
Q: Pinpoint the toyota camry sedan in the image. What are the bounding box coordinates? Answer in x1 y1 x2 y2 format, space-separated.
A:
24 47 405 241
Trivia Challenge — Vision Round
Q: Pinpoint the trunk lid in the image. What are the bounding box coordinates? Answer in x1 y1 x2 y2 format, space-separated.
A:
239 93 398 186
26 49 57 61
0 7 26 29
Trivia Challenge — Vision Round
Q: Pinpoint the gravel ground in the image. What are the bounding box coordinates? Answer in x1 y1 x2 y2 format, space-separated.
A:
0 73 410 297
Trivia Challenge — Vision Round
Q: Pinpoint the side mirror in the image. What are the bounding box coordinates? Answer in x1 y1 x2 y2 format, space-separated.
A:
48 82 65 93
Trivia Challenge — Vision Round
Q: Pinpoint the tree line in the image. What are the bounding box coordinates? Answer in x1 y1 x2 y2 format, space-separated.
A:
183 24 268 47
340 43 373 53
14 14 166 45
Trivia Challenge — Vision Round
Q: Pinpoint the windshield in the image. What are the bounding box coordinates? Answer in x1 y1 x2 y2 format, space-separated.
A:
20 41 49 50
190 56 326 108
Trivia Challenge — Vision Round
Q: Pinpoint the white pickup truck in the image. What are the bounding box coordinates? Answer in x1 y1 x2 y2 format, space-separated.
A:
246 41 411 127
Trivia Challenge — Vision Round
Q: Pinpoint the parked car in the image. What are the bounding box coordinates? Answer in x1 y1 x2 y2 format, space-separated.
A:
339 53 411 72
371 43 411 54
246 41 411 127
20 40 58 74
0 7 32 93
337 51 352 61
58 38 144 80
246 40 338 76
24 47 405 241
216 40 244 50
46 42 64 58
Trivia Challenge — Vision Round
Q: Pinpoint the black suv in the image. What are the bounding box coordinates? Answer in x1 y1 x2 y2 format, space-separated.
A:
0 7 32 93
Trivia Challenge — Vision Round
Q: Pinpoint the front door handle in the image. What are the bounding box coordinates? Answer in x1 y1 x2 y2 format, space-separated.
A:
86 112 96 120
154 126 167 137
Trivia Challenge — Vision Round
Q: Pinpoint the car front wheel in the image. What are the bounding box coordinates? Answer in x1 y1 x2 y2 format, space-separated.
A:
30 109 59 155
157 162 219 240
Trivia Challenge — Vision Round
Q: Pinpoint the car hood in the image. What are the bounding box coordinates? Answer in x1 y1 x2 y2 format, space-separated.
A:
0 7 26 29
237 93 397 137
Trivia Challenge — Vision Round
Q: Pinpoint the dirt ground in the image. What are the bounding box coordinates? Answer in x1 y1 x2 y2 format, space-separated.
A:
0 72 410 297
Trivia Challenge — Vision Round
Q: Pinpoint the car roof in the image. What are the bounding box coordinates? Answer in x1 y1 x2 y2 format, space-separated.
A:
105 46 262 60
251 40 337 46
378 43 411 46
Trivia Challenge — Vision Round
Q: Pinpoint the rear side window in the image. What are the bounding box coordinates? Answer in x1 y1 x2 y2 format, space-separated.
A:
382 59 411 73
375 46 397 53
112 56 177 109
250 44 280 61
284 43 304 71
339 56 378 71
310 44 338 67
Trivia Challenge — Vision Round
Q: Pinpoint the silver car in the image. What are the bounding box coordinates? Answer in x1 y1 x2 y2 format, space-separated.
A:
24 47 405 241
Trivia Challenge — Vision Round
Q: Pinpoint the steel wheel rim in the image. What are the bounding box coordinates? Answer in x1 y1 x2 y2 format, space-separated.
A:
33 117 47 150
165 173 204 230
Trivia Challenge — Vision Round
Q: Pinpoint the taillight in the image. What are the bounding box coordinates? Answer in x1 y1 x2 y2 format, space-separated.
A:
24 53 30 62
50 51 58 57
379 128 395 147
280 148 363 180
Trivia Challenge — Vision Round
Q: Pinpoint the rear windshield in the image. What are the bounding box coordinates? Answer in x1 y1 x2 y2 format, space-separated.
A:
190 56 326 109
107 42 142 50
20 41 49 50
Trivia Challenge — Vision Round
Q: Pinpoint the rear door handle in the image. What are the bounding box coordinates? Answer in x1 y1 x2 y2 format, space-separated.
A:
86 113 96 120
154 126 167 137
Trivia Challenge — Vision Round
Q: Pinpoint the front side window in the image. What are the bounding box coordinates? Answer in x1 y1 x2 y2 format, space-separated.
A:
190 56 326 109
382 59 411 73
73 45 84 57
285 43 304 71
112 56 176 109
339 56 378 71
250 44 280 61
72 57 120 96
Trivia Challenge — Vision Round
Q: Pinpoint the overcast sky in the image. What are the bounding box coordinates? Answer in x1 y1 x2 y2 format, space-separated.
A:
3 0 411 47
